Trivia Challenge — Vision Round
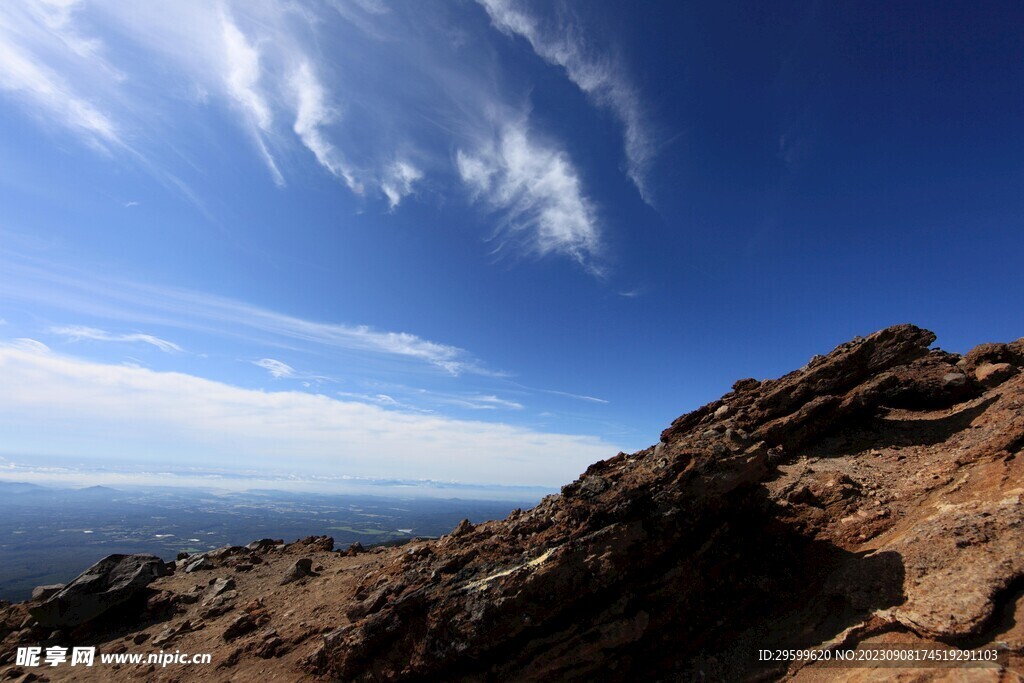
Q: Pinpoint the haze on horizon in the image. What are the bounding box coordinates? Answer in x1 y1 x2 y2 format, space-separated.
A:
1 1 1021 491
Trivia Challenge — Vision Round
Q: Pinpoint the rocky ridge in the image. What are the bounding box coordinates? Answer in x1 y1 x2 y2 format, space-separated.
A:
1 324 1022 681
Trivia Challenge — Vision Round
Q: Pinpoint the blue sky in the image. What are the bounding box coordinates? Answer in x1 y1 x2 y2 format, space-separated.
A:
0 0 1021 490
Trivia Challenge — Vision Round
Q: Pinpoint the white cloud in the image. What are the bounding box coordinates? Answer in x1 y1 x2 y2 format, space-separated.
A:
0 344 617 486
222 17 271 131
50 325 183 353
381 160 423 209
291 60 360 191
253 358 295 378
462 394 523 410
405 386 525 411
221 14 284 186
9 338 50 353
337 385 525 412
477 0 656 199
538 388 608 404
457 120 601 268
336 391 422 412
0 6 120 149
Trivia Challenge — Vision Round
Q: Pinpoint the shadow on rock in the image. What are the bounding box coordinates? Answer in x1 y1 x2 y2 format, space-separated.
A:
626 503 907 683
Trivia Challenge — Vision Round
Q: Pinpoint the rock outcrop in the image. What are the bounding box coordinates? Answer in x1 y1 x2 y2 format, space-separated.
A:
28 554 165 629
305 325 1024 681
1 324 1021 681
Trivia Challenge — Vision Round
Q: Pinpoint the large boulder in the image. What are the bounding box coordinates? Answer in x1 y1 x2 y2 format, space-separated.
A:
28 554 165 628
30 584 64 602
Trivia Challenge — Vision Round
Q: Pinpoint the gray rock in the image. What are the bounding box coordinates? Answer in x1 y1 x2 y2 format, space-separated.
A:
28 554 164 627
579 475 609 495
279 558 314 585
246 538 283 552
208 546 245 560
30 584 64 602
200 590 238 618
942 372 967 388
724 428 750 444
184 556 213 573
152 619 201 647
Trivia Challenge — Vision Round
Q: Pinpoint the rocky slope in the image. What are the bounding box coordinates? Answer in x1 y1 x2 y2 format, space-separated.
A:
1 324 1022 682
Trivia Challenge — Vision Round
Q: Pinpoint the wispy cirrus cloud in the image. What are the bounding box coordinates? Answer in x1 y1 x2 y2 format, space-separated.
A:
0 2 121 150
407 387 524 411
462 394 523 410
9 338 50 353
339 383 527 413
0 0 625 269
382 160 423 210
535 388 608 404
252 357 335 384
252 358 295 378
477 0 657 201
50 325 183 353
290 59 360 192
221 14 284 186
457 119 601 268
5 255 490 376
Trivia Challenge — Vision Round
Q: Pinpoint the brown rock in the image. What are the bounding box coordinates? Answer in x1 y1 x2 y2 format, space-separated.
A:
449 518 474 538
223 610 269 641
289 535 334 552
975 361 1017 387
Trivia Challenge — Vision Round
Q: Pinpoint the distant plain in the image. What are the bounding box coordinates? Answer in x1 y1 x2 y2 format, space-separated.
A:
0 481 529 602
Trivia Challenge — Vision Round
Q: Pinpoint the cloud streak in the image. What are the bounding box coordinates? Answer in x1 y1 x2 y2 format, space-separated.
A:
4 255 491 376
221 13 284 186
50 325 183 353
253 358 295 378
0 2 121 149
290 59 360 191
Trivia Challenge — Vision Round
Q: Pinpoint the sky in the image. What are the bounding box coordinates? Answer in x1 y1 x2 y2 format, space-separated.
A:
0 0 1022 491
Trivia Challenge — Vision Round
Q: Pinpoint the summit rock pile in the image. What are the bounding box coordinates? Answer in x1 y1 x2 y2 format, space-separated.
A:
1 324 1022 681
